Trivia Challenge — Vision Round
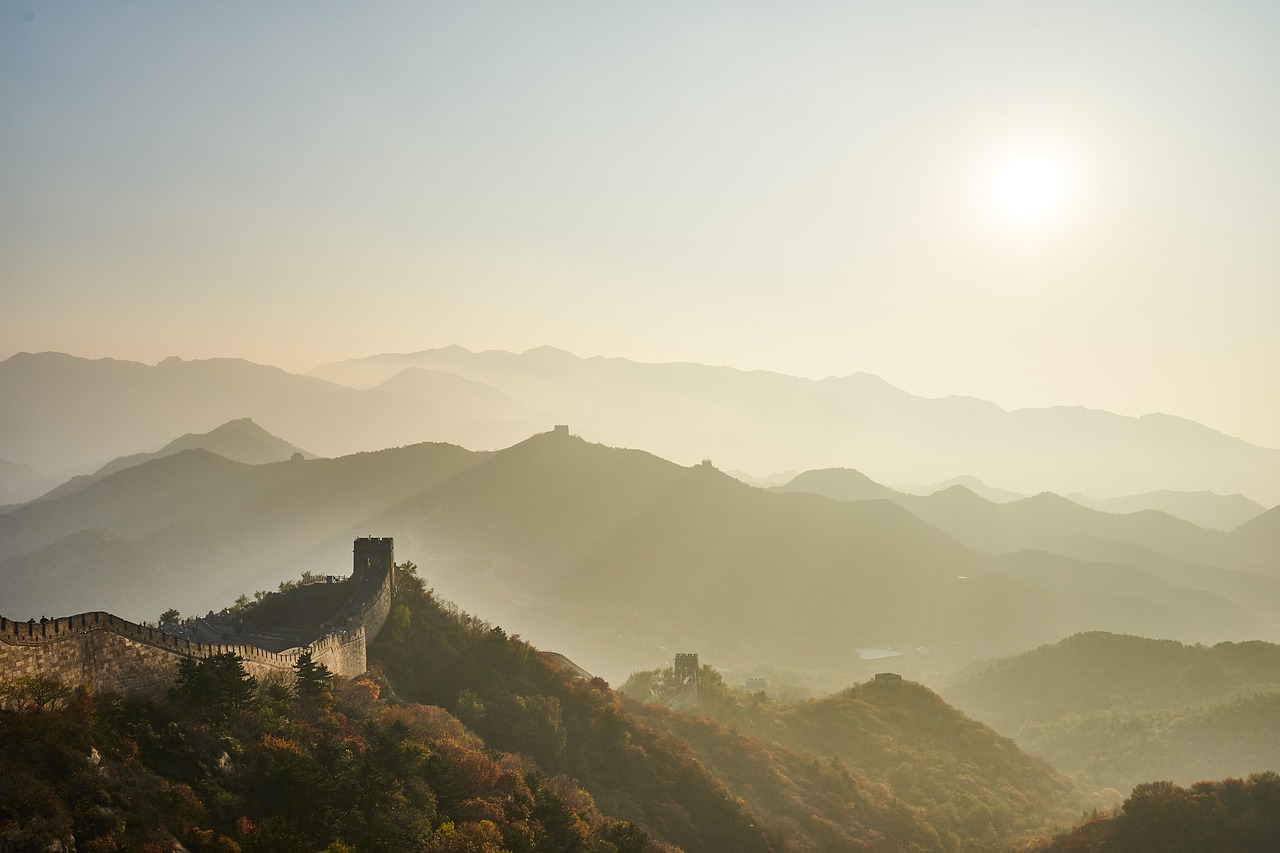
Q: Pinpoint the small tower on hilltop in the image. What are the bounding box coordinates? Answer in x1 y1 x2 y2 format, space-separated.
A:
671 653 700 710
354 536 395 594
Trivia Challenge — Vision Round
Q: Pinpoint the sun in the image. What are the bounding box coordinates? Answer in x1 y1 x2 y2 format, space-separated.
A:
993 154 1064 221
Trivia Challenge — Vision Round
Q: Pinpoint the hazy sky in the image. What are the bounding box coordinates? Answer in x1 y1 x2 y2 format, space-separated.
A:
3 2 1279 447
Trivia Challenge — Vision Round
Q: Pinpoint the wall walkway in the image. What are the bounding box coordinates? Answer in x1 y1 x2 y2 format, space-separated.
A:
0 538 395 697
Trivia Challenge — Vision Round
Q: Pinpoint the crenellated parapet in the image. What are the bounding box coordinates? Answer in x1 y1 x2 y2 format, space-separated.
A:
0 538 396 697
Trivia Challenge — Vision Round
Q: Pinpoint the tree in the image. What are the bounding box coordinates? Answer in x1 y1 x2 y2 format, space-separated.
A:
294 650 333 701
0 675 69 711
159 608 181 627
175 652 257 719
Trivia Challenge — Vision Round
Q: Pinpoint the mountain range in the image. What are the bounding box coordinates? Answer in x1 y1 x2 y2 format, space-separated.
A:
310 345 1280 505
3 428 1277 685
4 347 1280 505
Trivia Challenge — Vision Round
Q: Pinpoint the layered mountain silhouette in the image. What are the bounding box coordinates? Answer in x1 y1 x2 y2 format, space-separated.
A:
775 469 1280 608
0 351 538 482
310 345 1280 505
895 474 1028 504
5 348 1279 504
1065 489 1266 531
3 430 1276 685
34 417 314 502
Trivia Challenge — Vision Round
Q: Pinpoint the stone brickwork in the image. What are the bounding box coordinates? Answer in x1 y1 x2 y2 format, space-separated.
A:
0 538 396 697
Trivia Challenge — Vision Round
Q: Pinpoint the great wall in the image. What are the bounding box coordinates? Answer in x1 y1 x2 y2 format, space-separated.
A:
0 537 396 697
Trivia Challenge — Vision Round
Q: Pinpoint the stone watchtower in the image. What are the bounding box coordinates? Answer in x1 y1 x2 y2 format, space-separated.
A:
671 652 700 709
354 537 395 595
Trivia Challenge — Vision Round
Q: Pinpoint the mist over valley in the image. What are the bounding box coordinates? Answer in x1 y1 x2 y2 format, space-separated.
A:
4 2 1280 848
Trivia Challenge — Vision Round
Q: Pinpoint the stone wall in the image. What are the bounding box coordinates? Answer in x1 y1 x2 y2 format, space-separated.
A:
0 539 396 697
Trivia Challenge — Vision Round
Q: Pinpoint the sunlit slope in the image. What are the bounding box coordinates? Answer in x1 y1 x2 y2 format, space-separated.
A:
373 571 957 852
625 676 1077 846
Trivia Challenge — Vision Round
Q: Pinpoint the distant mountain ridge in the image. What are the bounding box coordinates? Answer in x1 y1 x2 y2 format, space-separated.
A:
310 345 1280 505
0 351 540 481
3 348 1278 503
1065 489 1266 531
35 417 314 503
896 474 1028 504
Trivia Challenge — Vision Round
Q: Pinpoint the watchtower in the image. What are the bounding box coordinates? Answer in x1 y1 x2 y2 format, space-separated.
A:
354 537 395 594
672 652 700 708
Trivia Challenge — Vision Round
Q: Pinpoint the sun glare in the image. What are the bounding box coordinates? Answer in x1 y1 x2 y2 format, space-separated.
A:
994 154 1064 221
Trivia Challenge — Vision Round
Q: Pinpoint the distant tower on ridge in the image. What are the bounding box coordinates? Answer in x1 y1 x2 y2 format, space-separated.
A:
671 652 700 710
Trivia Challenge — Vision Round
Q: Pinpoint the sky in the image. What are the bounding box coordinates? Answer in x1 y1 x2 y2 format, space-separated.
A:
3 1 1279 448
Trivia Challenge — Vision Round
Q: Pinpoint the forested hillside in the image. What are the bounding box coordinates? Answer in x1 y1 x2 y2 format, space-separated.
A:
941 632 1280 791
942 632 1280 732
1019 693 1280 793
621 665 1078 849
1 565 1090 852
368 565 975 851
1028 775 1280 853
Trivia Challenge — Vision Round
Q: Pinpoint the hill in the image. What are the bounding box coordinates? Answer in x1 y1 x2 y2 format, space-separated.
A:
370 569 971 852
940 632 1280 791
1028 774 1280 853
942 632 1280 732
35 418 315 503
895 474 1027 504
621 665 1078 847
1234 505 1280 568
1022 693 1280 792
1065 489 1266 531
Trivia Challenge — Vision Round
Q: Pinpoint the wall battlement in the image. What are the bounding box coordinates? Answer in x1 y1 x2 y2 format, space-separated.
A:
0 538 396 697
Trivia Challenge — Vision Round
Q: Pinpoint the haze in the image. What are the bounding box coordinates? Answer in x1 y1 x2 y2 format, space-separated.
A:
3 1 1279 450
